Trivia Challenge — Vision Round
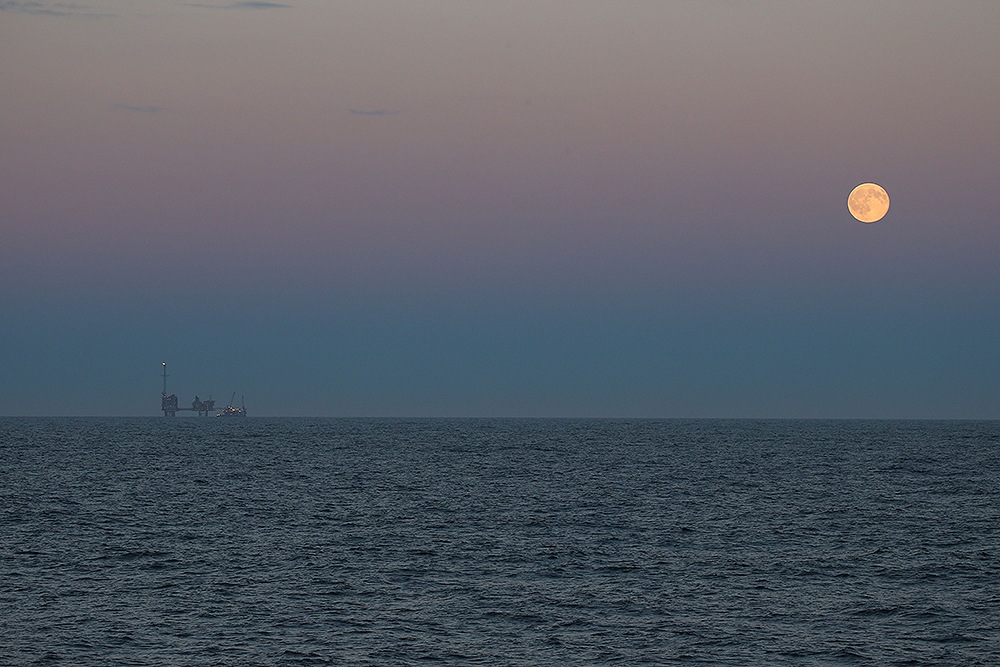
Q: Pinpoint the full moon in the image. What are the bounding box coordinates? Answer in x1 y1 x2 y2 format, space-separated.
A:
848 183 890 223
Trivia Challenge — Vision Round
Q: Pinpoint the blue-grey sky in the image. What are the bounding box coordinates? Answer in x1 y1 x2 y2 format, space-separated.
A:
2 1 999 417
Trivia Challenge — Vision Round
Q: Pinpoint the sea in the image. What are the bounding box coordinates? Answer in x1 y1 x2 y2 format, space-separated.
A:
1 418 998 666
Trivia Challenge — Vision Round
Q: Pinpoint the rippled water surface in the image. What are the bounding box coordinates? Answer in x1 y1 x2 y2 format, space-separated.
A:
2 418 999 665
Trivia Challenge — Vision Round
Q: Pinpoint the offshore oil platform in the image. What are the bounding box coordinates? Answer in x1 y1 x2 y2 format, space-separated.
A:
160 363 246 417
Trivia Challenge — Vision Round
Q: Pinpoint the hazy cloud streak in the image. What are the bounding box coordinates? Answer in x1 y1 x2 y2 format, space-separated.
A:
114 104 166 113
231 1 290 8
347 109 402 116
0 1 112 16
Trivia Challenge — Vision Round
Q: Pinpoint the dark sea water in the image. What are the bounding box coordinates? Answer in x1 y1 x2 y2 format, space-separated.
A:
2 418 998 666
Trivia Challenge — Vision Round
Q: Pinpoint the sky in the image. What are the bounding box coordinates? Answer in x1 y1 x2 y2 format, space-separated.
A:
2 0 999 418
